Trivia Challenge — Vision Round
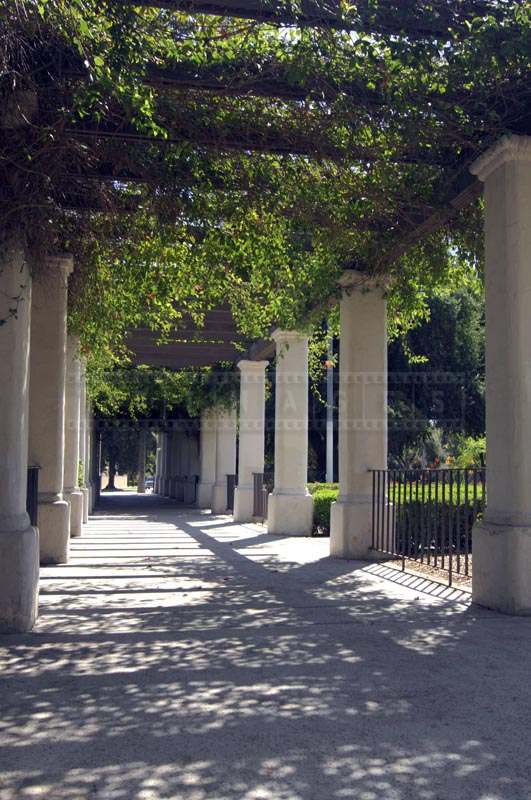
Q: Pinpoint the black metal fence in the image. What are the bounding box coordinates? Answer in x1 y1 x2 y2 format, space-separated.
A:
227 474 237 512
371 468 486 585
26 466 40 527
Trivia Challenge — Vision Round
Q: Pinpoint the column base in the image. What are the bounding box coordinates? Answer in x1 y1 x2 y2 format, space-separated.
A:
330 498 372 558
472 520 531 615
0 525 39 632
81 487 89 524
267 491 313 536
38 498 70 564
197 482 214 509
65 489 84 537
233 485 254 523
212 482 228 515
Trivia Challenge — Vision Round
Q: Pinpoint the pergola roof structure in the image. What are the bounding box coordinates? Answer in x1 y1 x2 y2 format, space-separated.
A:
7 0 530 372
126 308 270 368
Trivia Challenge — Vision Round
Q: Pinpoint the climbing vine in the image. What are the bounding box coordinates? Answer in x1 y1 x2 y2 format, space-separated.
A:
0 0 528 402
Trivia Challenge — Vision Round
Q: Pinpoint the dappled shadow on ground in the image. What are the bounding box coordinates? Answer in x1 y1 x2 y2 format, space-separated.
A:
1 492 530 800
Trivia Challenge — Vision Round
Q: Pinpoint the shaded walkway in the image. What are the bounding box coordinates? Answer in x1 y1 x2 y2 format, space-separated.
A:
1 493 530 800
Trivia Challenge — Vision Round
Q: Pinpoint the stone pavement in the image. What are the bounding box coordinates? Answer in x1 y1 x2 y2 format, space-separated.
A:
1 492 530 800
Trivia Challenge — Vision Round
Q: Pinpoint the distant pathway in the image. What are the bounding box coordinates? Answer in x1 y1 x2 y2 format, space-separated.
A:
0 492 530 800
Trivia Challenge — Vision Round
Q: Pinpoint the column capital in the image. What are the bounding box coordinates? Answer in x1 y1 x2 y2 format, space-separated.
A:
339 269 388 294
470 134 531 182
237 359 268 373
271 329 308 346
45 254 74 277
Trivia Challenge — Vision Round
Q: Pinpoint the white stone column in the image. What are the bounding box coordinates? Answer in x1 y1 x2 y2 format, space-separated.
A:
89 425 100 510
137 429 147 494
164 430 173 496
86 408 94 513
470 135 531 614
234 360 268 522
170 430 181 498
267 331 313 535
0 240 39 632
63 335 84 537
161 432 169 495
330 273 387 558
186 432 200 504
197 409 217 508
154 433 161 494
78 361 89 523
180 432 190 476
211 406 237 514
28 255 72 564
188 433 200 477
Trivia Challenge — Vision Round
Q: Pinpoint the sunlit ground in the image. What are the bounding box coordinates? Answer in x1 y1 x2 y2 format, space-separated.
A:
0 492 530 800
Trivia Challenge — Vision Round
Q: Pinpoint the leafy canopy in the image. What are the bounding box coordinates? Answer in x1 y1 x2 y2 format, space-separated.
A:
1 0 529 410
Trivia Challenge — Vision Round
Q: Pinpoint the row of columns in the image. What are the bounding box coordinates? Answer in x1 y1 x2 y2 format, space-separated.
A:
2 135 530 632
155 427 202 503
0 247 94 631
190 131 531 619
178 305 386 543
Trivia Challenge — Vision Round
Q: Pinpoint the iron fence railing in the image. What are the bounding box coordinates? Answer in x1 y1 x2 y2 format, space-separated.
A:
27 466 40 528
370 468 486 586
227 474 237 512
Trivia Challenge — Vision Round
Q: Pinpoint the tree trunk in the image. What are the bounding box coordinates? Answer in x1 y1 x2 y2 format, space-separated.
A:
107 461 116 491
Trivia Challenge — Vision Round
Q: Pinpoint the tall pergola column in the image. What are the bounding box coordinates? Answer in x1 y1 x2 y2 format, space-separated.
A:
137 429 147 494
154 433 162 494
234 360 268 522
267 330 313 536
197 409 217 508
63 335 84 537
470 135 531 614
164 430 173 496
78 360 89 524
185 431 200 504
170 429 182 499
90 427 101 509
0 240 39 632
28 255 72 564
211 406 237 514
330 273 387 558
86 408 94 512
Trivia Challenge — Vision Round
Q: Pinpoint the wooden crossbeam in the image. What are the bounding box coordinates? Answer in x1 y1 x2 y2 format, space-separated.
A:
67 122 343 159
112 0 506 38
144 63 381 103
381 170 482 267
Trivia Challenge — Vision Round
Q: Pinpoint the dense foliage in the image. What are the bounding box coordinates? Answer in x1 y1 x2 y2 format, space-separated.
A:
1 0 529 411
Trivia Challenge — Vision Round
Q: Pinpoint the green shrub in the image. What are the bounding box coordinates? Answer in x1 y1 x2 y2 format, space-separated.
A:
452 435 486 469
312 488 339 536
394 498 485 556
307 482 339 495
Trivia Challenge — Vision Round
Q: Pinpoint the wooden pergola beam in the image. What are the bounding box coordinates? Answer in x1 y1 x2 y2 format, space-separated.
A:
144 63 382 104
112 0 507 38
67 122 344 159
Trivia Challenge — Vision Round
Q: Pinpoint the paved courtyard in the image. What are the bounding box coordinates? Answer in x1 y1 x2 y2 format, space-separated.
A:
0 493 530 800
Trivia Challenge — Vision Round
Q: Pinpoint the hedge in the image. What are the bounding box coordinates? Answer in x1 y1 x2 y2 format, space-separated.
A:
309 481 485 543
312 488 339 536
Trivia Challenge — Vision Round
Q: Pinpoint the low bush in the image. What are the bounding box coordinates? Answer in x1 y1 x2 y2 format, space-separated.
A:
394 498 485 556
308 479 485 544
308 482 339 495
312 487 339 536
